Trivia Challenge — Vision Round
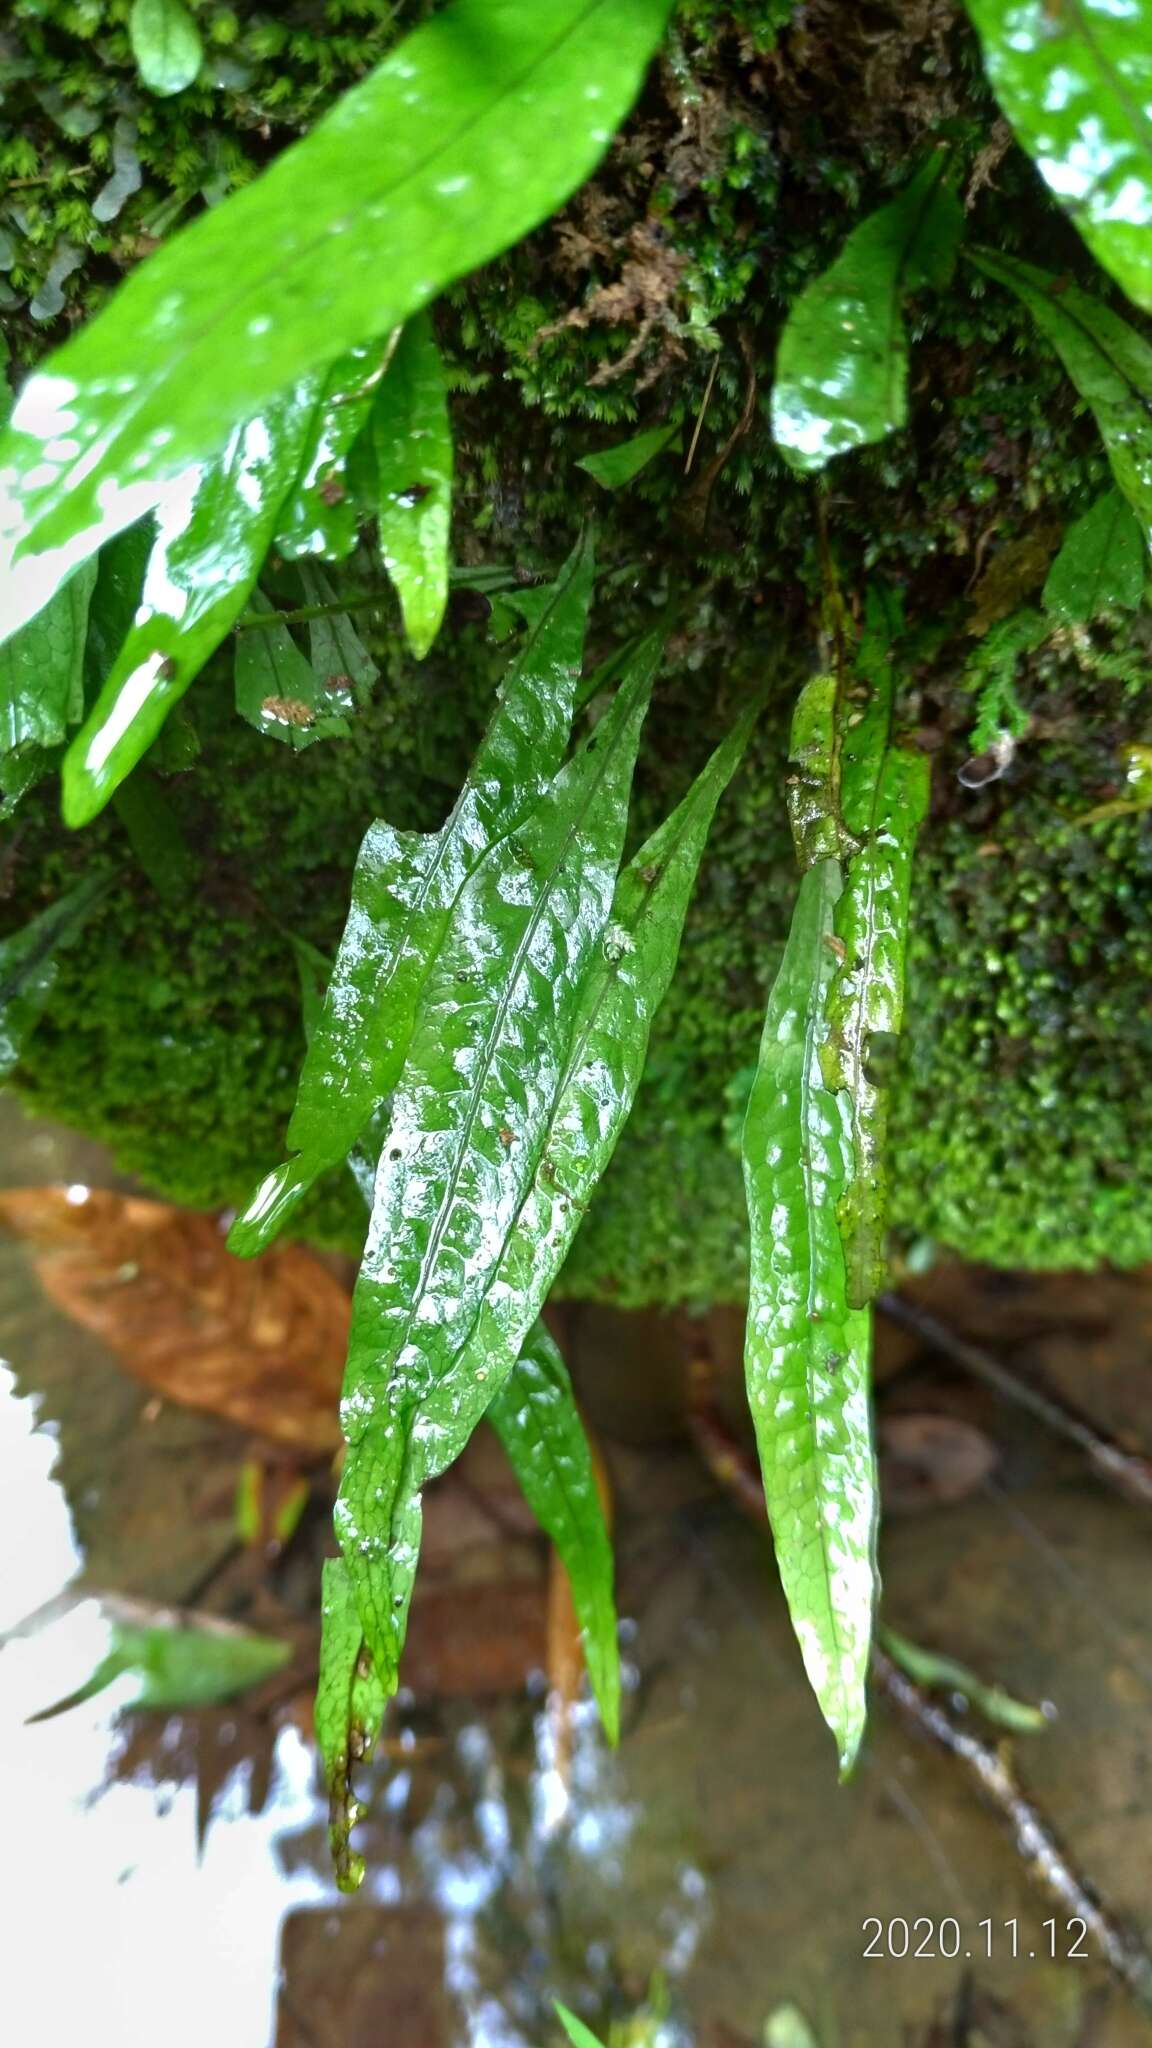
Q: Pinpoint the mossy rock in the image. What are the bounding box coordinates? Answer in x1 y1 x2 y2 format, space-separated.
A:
3 0 1151 1302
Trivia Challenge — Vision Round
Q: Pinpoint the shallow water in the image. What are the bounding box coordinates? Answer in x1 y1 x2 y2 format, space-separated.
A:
1 1096 1151 2047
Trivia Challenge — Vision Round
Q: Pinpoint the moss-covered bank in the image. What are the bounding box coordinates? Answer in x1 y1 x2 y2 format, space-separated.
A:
3 0 1151 1301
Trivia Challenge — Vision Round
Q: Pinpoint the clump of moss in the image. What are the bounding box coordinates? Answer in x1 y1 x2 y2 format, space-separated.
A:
4 0 1152 1302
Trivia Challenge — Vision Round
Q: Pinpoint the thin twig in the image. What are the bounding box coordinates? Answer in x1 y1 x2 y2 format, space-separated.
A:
878 1293 1152 1506
873 1646 1152 2014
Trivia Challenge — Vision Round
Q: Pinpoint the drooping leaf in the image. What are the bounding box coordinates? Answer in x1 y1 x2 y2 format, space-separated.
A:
112 768 198 901
554 2004 608 2048
312 686 753 1885
741 856 876 1771
128 0 203 98
1043 488 1147 622
273 341 396 562
334 648 656 1684
487 1321 619 1742
29 1606 290 1721
820 606 930 1307
234 595 354 752
970 248 1152 549
0 875 107 1079
229 533 596 1256
576 422 680 489
301 567 380 703
0 0 674 633
787 669 842 869
82 518 157 698
771 153 963 473
962 0 1152 316
373 313 453 659
0 1186 349 1452
0 559 96 758
61 387 319 826
316 1557 388 1894
450 700 761 1405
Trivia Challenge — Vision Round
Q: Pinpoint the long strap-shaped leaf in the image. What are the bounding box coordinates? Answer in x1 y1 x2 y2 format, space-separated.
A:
970 249 1152 553
0 0 674 635
742 856 875 1771
273 341 395 563
228 533 596 1255
60 382 321 826
1 562 96 761
487 1319 619 1742
771 154 962 473
316 700 754 1884
821 601 930 1306
373 314 454 659
962 0 1152 317
315 1556 389 1893
335 645 657 1675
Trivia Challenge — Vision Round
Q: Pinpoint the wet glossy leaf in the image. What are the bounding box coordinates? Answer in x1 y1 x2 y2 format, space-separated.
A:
963 0 1152 315
0 559 96 764
373 313 453 659
0 0 674 632
555 2005 607 2048
129 0 203 98
61 386 318 826
273 341 395 562
821 608 930 1307
30 1607 290 1721
82 518 156 698
335 650 655 1684
450 699 760 1398
787 669 842 869
234 595 354 752
1043 488 1147 621
576 421 679 488
301 567 379 703
487 1321 619 1742
0 1187 349 1451
0 875 107 1078
229 534 596 1256
741 857 876 1770
316 1557 388 1893
772 153 963 472
334 680 751 1700
971 248 1152 548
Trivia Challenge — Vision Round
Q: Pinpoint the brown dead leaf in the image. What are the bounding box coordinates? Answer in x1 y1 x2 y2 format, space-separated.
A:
0 1187 347 1453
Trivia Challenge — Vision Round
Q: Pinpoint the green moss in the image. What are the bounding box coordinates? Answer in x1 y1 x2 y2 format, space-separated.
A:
4 0 1152 1301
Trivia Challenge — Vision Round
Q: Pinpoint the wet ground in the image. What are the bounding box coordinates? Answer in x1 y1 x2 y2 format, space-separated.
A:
1 1094 1151 2047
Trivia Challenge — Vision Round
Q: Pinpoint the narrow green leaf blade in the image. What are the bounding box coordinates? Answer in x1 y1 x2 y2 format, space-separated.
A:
273 341 395 562
555 2004 608 2048
228 534 596 1255
963 0 1152 314
787 670 842 869
741 858 876 1770
373 314 453 659
772 153 963 472
335 651 655 1683
129 0 203 98
487 1321 619 1742
1043 487 1147 621
0 559 96 755
822 746 930 1307
0 0 674 631
971 249 1152 547
316 1556 387 1894
576 422 679 489
61 388 317 825
0 875 107 1078
234 596 354 752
